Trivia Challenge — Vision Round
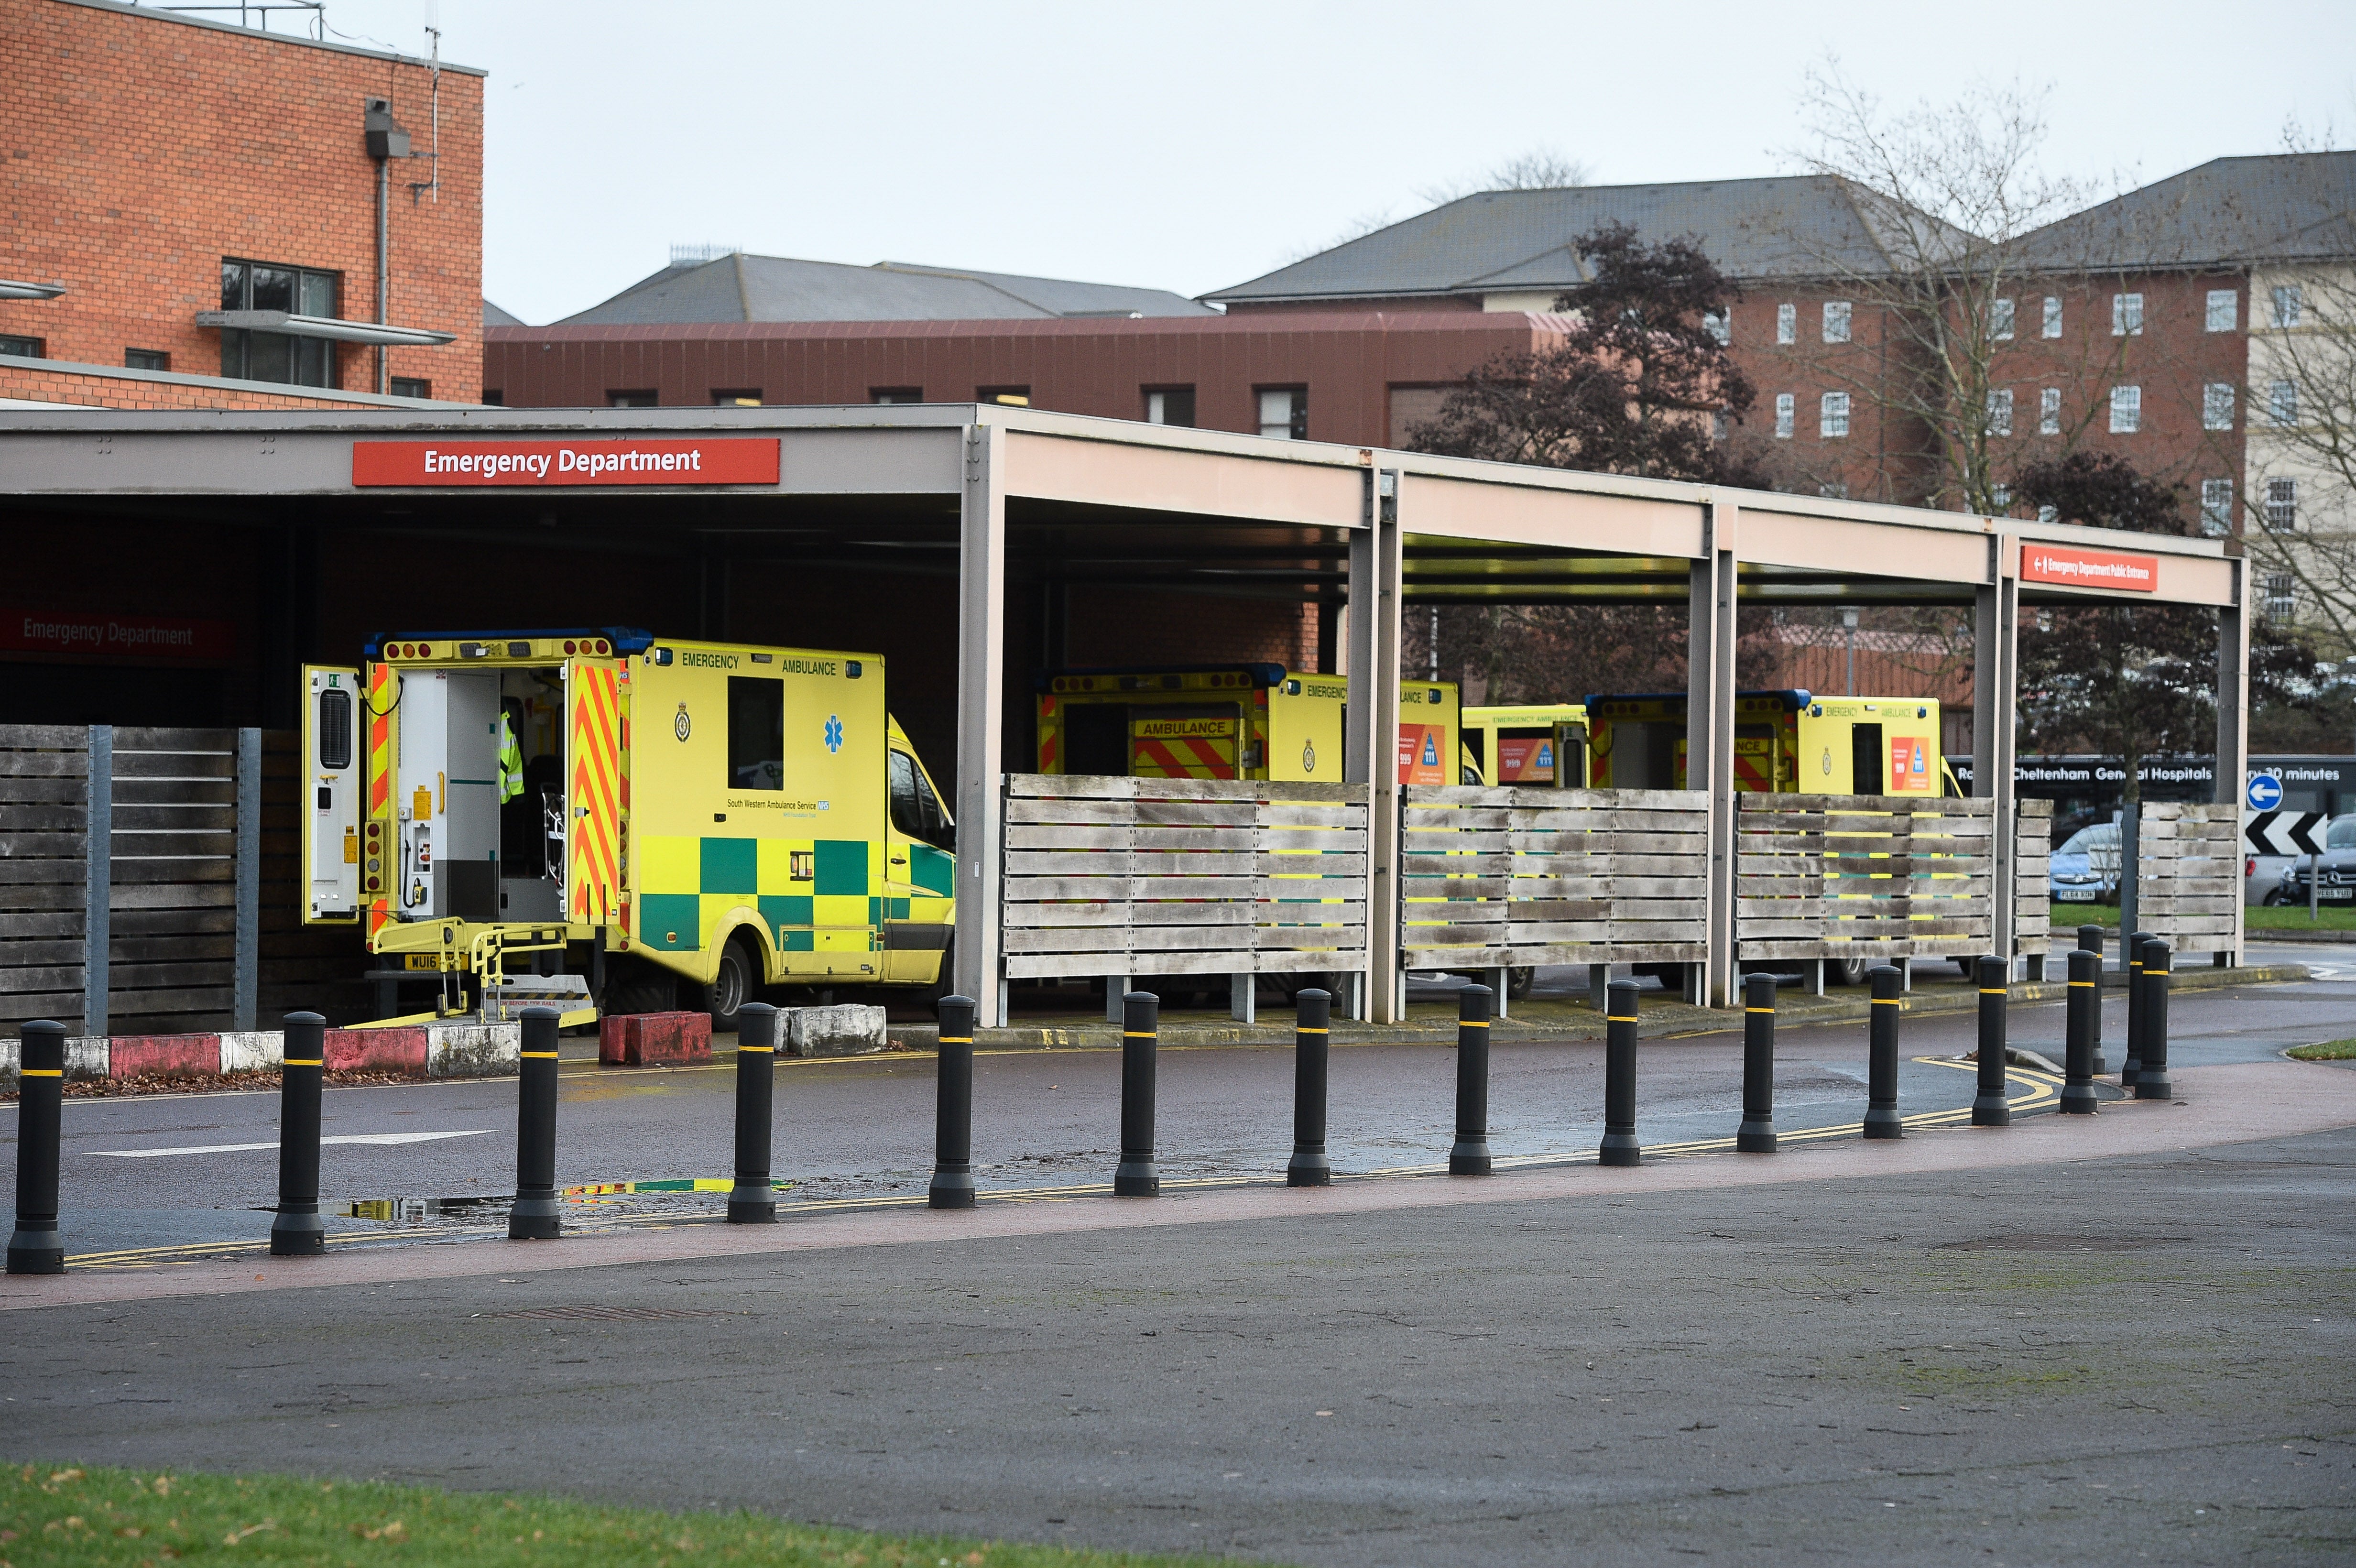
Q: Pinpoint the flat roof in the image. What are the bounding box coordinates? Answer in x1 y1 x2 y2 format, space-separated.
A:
55 0 488 76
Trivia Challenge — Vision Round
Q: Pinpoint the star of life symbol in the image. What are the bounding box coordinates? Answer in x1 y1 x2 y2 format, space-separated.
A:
824 714 844 753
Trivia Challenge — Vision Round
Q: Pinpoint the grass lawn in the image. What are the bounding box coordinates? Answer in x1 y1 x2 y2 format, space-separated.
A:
0 1464 1241 1568
2288 1039 2356 1060
2050 902 2356 932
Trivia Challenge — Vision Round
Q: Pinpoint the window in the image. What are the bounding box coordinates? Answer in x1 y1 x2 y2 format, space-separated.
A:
2272 284 2303 328
2266 477 2298 531
2109 385 2141 433
1258 387 1307 440
608 390 657 407
0 334 39 358
711 389 761 406
481 389 505 406
726 677 784 790
871 387 923 404
316 688 353 771
1774 392 1794 439
887 750 953 851
2037 504 2059 524
125 348 169 371
1776 303 1796 344
390 377 430 400
1702 307 1730 345
1822 301 1851 343
1990 483 2011 509
978 386 1030 407
2042 296 2062 338
1710 410 1729 441
2111 293 2143 336
2200 479 2234 536
1820 391 1850 437
1986 388 2013 436
2039 387 2062 436
2266 573 2296 625
1145 388 1196 427
218 257 339 386
1989 298 2015 340
2203 382 2236 431
2269 379 2299 425
2206 290 2238 332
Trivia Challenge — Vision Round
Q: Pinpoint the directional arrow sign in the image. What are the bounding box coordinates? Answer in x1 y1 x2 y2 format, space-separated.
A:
2244 809 2328 856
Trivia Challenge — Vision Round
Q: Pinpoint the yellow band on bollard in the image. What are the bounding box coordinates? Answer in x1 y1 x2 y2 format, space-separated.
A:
1122 1031 1155 1038
1296 1027 1328 1034
281 1058 323 1067
1979 988 2007 995
738 1045 774 1053
1459 1019 1489 1027
937 1036 973 1045
520 1050 559 1059
1606 1014 1638 1023
1870 999 1901 1006
1744 1006 1774 1014
18 1067 63 1077
2067 980 2095 988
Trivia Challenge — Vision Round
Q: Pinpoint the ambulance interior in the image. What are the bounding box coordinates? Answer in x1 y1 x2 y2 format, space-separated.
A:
386 662 570 927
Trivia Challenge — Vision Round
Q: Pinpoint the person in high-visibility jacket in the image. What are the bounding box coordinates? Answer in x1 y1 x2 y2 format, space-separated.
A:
496 710 525 804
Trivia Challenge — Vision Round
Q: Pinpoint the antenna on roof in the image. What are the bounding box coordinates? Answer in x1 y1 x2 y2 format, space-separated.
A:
669 243 742 267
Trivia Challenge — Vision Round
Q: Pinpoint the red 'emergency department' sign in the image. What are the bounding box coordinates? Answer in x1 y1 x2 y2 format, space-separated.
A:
0 607 238 663
352 439 781 487
2020 544 2158 592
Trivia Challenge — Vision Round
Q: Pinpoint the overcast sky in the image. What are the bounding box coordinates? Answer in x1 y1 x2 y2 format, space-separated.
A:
310 0 2356 326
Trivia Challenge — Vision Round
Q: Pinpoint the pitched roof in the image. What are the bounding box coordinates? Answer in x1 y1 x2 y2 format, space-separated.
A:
1204 176 1961 305
557 252 1218 326
482 299 524 327
2015 152 2356 271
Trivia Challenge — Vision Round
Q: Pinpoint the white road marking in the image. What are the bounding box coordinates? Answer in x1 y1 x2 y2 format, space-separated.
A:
85 1130 492 1159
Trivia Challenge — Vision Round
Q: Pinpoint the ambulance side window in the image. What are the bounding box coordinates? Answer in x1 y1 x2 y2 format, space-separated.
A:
889 750 952 850
727 677 784 790
316 689 352 770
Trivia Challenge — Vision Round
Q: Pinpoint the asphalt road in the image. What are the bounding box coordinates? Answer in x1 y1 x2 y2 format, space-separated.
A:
5 1119 2350 1566
8 964 2353 1264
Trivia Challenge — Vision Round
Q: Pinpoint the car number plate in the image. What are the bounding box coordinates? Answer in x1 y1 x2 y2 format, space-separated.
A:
2055 888 2098 902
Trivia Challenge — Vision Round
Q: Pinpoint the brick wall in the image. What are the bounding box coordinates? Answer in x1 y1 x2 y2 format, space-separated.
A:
0 0 484 403
0 359 427 411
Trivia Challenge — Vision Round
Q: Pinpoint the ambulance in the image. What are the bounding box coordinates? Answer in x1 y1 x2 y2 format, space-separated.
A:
1033 664 1460 784
1459 704 1590 788
1584 691 1956 795
300 628 956 1029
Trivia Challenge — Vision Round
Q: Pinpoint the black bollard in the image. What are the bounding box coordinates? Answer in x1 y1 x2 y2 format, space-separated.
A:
929 995 977 1209
1448 984 1493 1175
728 1002 779 1223
2062 948 2100 1114
1864 964 1904 1139
2076 924 2109 1075
1736 971 1778 1153
508 1005 562 1239
1971 954 2011 1126
2121 932 2148 1089
2134 941 2174 1100
1599 980 1642 1166
6 1020 67 1275
1287 988 1332 1187
269 1011 327 1257
1113 991 1159 1197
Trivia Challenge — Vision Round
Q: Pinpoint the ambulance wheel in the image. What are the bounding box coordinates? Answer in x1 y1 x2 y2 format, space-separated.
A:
1828 957 1871 987
704 937 759 1032
1506 967 1536 1001
600 959 676 1017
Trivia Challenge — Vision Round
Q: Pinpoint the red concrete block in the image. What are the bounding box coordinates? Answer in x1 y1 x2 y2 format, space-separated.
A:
109 1034 221 1079
324 1027 429 1075
598 1013 632 1066
600 1012 712 1067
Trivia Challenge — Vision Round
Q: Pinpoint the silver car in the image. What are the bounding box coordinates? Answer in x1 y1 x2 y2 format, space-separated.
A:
2050 821 2122 904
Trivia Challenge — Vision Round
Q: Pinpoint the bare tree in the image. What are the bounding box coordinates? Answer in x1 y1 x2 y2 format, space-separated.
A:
1415 146 1594 207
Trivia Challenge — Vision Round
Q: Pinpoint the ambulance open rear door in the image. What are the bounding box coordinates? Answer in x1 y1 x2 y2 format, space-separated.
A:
302 664 362 923
565 653 627 929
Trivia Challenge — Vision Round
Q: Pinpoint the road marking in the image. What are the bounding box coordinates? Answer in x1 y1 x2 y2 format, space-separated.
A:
85 1130 492 1159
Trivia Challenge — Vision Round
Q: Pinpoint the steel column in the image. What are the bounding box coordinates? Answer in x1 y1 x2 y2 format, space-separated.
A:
952 422 1007 1024
1973 537 2020 970
1688 504 1737 1009
2215 564 2249 967
1346 468 1403 1023
82 725 111 1039
234 727 261 1032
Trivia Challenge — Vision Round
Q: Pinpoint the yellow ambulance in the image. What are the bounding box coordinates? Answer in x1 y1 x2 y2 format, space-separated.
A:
1584 690 1954 795
1459 704 1590 788
301 628 955 1028
1034 664 1460 784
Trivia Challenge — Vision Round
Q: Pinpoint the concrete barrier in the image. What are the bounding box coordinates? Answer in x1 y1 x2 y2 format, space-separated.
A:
2 1020 515 1091
599 1012 713 1067
785 1004 887 1058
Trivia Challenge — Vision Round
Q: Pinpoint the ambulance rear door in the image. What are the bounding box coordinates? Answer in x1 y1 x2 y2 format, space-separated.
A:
565 654 627 927
302 664 362 923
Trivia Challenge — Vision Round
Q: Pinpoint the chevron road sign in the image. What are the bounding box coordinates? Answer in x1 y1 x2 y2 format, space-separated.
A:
2244 809 2328 856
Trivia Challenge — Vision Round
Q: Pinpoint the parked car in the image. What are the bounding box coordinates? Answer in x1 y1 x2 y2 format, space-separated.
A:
2051 820 2123 904
2267 815 2356 905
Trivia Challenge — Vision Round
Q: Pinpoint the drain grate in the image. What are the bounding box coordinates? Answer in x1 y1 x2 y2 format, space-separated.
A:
480 1304 739 1322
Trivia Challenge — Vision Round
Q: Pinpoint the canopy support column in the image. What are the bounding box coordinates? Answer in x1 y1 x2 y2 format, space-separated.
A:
1690 502 1737 1009
1974 536 2020 970
2215 560 2250 968
952 422 1007 1025
1347 468 1403 1023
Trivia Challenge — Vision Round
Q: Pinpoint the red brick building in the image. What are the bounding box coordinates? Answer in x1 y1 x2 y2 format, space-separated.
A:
0 0 483 409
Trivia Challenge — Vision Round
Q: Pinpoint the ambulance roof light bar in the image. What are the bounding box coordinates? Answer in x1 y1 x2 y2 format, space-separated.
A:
363 627 654 659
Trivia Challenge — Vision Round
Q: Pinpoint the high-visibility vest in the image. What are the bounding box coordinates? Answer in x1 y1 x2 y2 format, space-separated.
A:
497 712 525 802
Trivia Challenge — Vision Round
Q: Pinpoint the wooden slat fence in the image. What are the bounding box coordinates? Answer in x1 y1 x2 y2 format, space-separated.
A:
2015 798 2053 956
1737 794 1995 960
1398 786 1709 969
2135 802 2239 954
0 726 95 1031
1000 774 1370 980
